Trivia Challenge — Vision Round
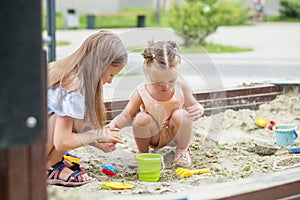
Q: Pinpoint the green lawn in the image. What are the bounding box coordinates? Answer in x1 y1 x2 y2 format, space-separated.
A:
128 43 253 54
44 8 253 53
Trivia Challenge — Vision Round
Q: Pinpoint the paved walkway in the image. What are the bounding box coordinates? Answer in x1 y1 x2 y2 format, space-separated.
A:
50 22 300 100
55 22 300 60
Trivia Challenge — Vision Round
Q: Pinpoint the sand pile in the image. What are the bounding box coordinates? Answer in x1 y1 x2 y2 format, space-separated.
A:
48 93 300 199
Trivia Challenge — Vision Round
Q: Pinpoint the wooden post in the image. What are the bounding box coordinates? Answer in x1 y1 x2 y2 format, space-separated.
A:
0 0 47 199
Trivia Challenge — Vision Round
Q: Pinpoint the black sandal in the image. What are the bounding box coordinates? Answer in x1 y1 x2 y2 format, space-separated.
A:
61 157 86 173
70 162 87 174
47 161 90 187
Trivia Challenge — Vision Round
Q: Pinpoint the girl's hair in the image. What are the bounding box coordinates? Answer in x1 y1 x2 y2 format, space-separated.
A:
141 40 181 69
48 30 128 128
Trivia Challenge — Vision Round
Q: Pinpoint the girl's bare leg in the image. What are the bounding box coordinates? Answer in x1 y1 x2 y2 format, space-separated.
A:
46 114 91 182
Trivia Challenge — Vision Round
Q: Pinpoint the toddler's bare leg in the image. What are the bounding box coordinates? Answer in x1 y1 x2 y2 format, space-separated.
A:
169 109 193 148
132 112 159 153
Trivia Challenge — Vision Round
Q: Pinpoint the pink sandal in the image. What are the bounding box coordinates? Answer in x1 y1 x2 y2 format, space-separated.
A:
173 148 192 166
128 151 144 168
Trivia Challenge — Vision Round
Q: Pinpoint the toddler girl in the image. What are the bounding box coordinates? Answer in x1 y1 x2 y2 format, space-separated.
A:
108 40 204 166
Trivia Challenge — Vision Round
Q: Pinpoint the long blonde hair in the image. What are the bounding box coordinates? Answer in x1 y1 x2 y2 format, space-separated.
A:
48 30 127 128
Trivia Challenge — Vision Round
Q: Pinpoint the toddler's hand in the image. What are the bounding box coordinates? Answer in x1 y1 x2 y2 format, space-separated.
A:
105 124 121 134
186 103 204 121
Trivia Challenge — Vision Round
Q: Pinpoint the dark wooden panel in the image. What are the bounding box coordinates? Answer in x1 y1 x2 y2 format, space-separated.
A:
30 136 47 200
104 85 283 122
105 100 129 110
0 0 43 148
0 150 8 199
221 182 300 200
0 1 46 199
225 85 280 97
188 167 300 199
7 146 30 200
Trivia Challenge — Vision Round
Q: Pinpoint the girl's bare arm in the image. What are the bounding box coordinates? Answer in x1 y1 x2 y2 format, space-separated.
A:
53 115 122 152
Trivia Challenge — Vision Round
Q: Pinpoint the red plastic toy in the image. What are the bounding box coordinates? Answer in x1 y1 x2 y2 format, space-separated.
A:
102 164 117 177
268 120 276 130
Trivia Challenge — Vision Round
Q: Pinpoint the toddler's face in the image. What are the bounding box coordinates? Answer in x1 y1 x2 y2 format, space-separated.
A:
146 66 178 92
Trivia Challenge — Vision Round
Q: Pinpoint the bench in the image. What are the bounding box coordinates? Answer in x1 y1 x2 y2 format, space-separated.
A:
86 12 146 29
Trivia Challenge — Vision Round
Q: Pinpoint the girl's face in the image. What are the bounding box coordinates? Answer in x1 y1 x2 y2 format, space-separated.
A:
102 65 124 84
146 66 178 92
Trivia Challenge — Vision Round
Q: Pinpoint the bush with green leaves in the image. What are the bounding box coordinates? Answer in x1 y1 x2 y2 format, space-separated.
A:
169 0 249 46
216 0 250 26
279 0 300 18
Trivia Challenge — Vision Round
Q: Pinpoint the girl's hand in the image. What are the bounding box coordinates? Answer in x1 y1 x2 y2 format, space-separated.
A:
93 135 124 153
98 127 123 144
91 140 118 153
186 103 204 121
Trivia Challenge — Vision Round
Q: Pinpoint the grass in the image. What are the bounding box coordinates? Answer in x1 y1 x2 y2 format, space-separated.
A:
115 72 140 77
128 43 253 54
91 7 171 28
201 43 253 53
265 15 300 22
56 40 71 46
43 8 254 53
43 40 70 47
42 8 172 30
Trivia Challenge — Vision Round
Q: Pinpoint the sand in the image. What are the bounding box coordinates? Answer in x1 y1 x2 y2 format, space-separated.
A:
48 92 300 199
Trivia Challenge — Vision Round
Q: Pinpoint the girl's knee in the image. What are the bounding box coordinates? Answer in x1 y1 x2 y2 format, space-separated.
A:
133 112 151 127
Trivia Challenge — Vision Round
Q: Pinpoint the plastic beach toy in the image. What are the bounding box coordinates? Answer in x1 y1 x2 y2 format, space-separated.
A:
273 156 300 171
63 151 80 163
288 147 300 154
175 167 210 178
136 153 164 182
102 164 117 176
102 182 134 190
274 124 298 146
268 120 276 130
255 117 269 128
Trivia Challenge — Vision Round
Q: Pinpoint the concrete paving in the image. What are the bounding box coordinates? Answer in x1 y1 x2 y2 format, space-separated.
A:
48 22 300 100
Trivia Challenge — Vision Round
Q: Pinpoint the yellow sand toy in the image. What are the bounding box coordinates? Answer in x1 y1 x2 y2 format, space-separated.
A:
255 117 269 128
175 167 210 178
101 182 134 190
63 152 80 163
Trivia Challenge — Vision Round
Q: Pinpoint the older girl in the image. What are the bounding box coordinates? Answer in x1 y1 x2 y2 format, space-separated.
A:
47 30 127 186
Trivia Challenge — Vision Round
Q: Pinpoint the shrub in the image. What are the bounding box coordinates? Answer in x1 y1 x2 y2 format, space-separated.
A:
216 0 250 26
169 0 220 46
169 0 249 46
279 0 300 18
